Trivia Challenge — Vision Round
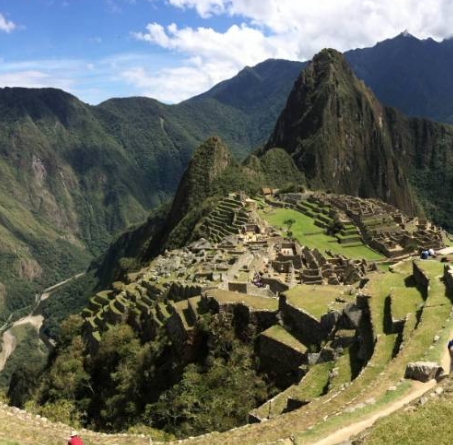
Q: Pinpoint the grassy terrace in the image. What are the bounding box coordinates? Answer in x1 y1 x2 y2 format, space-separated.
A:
180 260 449 445
284 285 353 319
206 289 278 311
253 360 333 419
356 377 453 445
290 361 334 402
259 207 383 261
328 346 353 392
388 263 425 321
261 325 308 354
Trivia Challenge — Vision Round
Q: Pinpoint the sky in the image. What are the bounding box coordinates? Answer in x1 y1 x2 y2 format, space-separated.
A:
0 0 452 105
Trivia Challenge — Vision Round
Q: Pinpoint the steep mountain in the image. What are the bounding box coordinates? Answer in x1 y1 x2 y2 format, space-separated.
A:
93 137 303 287
0 87 138 318
264 49 453 229
191 59 305 145
264 49 418 216
0 57 303 322
5 32 453 377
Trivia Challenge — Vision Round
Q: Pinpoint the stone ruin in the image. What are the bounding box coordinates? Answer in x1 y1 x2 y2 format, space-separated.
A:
323 194 445 257
279 192 446 258
259 240 376 292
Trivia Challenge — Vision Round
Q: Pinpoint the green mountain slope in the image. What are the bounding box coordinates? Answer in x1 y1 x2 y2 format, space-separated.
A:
93 137 303 287
345 32 453 124
0 57 303 321
5 33 453 322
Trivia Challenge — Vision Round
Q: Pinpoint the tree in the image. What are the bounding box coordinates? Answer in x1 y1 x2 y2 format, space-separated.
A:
283 218 296 238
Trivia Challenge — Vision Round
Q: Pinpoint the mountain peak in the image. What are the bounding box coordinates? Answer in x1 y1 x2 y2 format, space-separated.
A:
165 136 233 229
264 48 417 215
399 29 416 38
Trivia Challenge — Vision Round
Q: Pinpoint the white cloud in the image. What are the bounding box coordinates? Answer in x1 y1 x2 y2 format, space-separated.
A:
167 0 227 18
165 0 453 43
121 66 207 102
127 0 453 103
0 13 16 33
131 21 299 102
0 70 73 90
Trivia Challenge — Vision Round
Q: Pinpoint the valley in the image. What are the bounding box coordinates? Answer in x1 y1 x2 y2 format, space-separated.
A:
3 33 453 445
1 190 453 445
0 273 84 373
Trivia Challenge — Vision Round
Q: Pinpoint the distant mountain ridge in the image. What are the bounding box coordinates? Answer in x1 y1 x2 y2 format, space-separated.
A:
2 32 453 323
345 32 453 123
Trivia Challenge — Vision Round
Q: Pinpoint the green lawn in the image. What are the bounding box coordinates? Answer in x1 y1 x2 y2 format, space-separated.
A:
284 285 353 320
370 261 424 321
360 391 453 445
260 207 383 261
261 325 308 353
291 361 334 401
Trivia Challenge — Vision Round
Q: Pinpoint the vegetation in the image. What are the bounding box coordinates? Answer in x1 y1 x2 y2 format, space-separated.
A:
260 207 383 260
356 378 453 445
5 36 453 445
2 325 47 397
29 310 276 438
146 313 270 437
284 285 353 320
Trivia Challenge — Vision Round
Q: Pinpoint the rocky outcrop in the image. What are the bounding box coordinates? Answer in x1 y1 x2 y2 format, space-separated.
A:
405 361 443 382
264 49 419 216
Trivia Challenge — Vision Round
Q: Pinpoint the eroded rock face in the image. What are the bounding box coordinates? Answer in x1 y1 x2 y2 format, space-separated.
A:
264 49 419 217
341 303 363 329
405 361 443 382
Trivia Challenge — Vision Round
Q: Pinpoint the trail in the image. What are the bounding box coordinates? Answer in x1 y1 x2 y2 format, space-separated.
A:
0 272 84 372
305 326 453 445
0 331 16 372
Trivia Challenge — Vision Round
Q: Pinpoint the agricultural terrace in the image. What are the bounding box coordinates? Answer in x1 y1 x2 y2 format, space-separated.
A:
205 289 278 311
283 285 354 319
259 207 383 261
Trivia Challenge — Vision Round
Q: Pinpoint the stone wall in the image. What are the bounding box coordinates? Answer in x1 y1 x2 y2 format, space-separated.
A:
444 264 453 294
167 282 203 301
261 277 289 294
279 295 327 345
355 293 376 364
258 334 307 374
412 261 430 293
202 295 277 332
166 311 189 347
228 282 248 293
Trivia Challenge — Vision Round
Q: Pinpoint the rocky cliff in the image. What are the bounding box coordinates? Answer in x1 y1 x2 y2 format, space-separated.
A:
265 49 453 226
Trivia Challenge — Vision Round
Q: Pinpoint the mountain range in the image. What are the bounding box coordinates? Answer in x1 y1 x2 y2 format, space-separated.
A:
1 32 453 332
3 32 453 443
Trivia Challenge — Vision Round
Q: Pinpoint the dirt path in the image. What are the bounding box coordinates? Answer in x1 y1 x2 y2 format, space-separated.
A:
0 272 84 372
309 380 436 445
305 328 453 445
0 331 16 371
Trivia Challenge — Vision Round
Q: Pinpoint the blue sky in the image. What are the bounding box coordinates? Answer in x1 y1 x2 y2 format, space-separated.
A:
0 0 452 104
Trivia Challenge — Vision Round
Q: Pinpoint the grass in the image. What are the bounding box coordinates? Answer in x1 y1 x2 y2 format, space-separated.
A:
259 207 383 261
283 285 352 319
358 377 453 445
261 325 307 353
291 361 334 401
0 260 450 445
1 255 448 445
206 289 279 311
328 347 353 392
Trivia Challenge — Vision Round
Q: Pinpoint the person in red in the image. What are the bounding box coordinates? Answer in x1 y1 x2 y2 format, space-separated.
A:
68 430 84 445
